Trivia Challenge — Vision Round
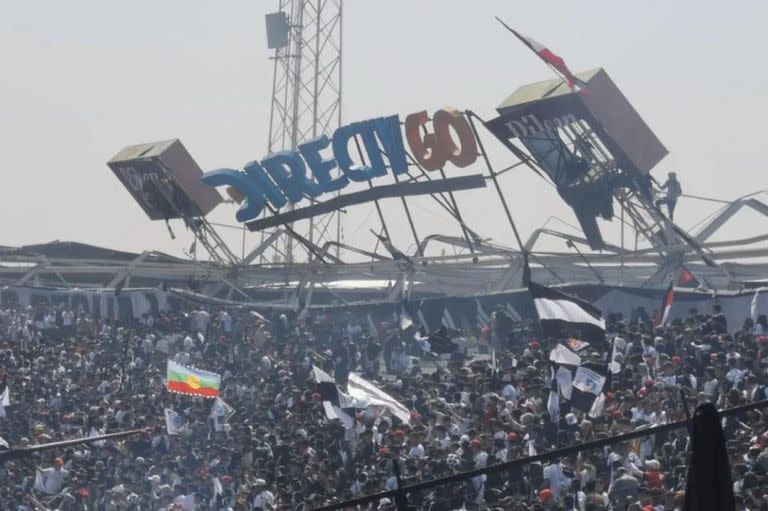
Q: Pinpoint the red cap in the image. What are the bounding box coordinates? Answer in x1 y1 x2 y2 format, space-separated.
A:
538 489 554 502
394 430 406 439
78 488 89 498
379 447 390 456
470 439 482 448
507 431 518 442
672 355 682 366
529 340 541 350
637 388 648 398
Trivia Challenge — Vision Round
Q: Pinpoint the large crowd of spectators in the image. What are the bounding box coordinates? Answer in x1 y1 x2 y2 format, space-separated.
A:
0 299 767 510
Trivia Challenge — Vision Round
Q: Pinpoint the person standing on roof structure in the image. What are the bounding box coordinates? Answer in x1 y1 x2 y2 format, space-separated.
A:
656 171 682 220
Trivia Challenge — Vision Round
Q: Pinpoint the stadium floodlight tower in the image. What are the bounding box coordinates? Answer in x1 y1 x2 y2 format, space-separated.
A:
263 1 343 264
487 68 722 286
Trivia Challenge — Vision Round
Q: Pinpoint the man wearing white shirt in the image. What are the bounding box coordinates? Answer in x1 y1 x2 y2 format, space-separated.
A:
502 379 519 406
543 459 565 500
726 358 746 386
251 479 275 510
220 310 232 337
35 458 69 494
62 309 74 330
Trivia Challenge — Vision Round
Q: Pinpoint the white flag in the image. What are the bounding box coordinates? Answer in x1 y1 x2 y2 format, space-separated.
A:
399 311 413 331
549 344 582 367
210 397 235 420
752 289 762 322
347 373 411 424
547 386 560 421
588 392 606 419
164 408 187 435
0 378 9 419
572 366 606 395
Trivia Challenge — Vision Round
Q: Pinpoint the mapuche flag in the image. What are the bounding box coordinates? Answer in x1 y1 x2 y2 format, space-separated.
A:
167 360 221 398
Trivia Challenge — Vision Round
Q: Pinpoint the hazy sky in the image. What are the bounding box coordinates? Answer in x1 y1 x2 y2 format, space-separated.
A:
2 0 768 261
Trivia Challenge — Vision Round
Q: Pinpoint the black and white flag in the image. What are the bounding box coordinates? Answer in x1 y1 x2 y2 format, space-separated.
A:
529 282 606 347
313 366 411 425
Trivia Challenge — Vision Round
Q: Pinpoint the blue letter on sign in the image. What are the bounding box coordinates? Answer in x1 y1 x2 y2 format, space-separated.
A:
299 135 349 193
374 115 408 175
262 150 322 202
201 168 267 222
332 119 388 182
243 160 287 209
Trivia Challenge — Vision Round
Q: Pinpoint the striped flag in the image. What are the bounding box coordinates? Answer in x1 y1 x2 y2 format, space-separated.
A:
496 18 588 92
657 282 675 327
166 360 221 398
529 282 606 348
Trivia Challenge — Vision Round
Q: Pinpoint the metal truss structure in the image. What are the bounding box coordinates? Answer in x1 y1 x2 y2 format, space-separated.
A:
265 0 343 264
3 114 768 307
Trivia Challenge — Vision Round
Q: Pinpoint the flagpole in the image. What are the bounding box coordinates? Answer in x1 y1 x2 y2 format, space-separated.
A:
494 17 571 88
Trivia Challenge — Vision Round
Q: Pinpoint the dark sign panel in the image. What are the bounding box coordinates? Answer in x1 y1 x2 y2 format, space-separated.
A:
108 139 222 221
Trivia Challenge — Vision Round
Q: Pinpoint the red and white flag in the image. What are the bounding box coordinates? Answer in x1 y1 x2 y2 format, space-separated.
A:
519 34 583 88
657 282 675 327
495 18 588 92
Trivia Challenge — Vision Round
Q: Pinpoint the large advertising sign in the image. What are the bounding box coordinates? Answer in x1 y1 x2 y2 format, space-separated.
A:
202 108 479 223
108 139 222 221
486 94 593 142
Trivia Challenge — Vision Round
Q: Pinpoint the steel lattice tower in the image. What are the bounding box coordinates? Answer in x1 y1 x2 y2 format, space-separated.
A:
265 0 343 264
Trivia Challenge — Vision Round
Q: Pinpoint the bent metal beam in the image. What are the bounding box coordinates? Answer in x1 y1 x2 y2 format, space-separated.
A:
244 174 487 231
